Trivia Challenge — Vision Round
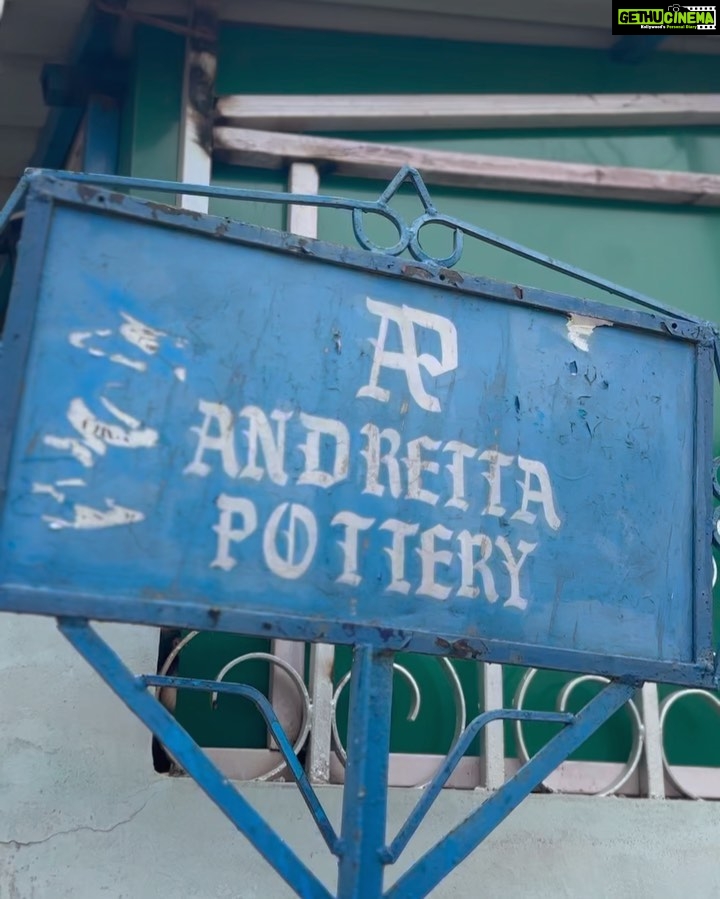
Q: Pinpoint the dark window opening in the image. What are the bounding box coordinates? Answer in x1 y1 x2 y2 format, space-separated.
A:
0 210 23 338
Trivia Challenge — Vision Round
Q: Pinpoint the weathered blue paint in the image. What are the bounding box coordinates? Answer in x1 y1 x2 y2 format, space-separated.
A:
0 172 715 686
337 646 395 898
0 167 717 899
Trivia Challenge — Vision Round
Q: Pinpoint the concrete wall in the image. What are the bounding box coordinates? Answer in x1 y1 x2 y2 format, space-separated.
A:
1 612 720 898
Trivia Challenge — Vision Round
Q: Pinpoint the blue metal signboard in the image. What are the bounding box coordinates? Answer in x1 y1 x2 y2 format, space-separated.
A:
0 169 718 899
0 173 716 687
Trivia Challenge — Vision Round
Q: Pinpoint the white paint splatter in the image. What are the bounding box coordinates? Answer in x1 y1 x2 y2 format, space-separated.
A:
43 499 144 530
173 367 187 383
566 314 613 353
55 478 86 487
43 436 95 468
119 313 166 355
32 483 65 503
100 396 141 429
69 331 94 349
108 353 146 372
67 313 187 377
67 398 158 456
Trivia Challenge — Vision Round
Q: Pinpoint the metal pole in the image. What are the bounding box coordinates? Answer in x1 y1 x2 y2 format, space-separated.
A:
337 645 395 899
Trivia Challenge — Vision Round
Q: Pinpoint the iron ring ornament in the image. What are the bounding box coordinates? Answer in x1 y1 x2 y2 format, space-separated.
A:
330 658 467 786
657 554 719 800
713 456 720 548
156 631 312 782
0 164 705 318
513 669 645 796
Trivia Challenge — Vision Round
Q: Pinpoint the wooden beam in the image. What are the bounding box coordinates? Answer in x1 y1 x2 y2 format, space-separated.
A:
178 0 219 212
216 93 720 132
213 127 720 207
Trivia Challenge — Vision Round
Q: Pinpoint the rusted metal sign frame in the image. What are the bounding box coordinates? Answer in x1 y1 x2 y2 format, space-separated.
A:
0 168 717 899
0 169 716 687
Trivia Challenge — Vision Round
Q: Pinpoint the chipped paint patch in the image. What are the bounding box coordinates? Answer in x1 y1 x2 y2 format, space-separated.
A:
566 314 613 353
69 330 94 348
100 396 141 429
32 483 65 503
43 435 95 468
108 353 147 372
67 398 158 455
43 499 144 530
119 313 166 355
174 366 187 382
55 478 86 487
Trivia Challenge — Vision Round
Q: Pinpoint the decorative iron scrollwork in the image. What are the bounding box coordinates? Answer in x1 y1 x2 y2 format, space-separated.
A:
330 657 467 786
513 669 644 796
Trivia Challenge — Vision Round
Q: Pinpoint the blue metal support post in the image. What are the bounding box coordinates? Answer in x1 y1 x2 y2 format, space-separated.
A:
337 646 395 898
57 617 334 899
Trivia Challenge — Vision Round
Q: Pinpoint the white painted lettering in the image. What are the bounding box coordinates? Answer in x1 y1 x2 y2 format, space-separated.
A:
184 400 240 478
356 298 458 412
495 537 537 610
379 518 419 595
443 440 476 511
298 413 350 488
240 406 291 486
360 423 402 498
404 436 441 506
456 531 498 601
416 524 453 600
263 502 318 580
331 511 375 586
211 494 257 571
479 449 514 517
512 456 562 530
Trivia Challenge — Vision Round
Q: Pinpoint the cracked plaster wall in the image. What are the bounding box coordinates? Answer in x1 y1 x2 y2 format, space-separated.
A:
2 613 720 898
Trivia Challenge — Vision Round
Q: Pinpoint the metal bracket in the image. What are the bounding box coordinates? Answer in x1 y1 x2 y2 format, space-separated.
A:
58 616 637 899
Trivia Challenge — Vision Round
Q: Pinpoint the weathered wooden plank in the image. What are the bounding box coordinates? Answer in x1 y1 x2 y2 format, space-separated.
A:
134 0 720 54
216 93 720 132
213 126 720 206
178 0 220 212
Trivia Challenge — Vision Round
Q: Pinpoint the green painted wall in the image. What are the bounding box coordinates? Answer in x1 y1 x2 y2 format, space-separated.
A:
125 24 720 767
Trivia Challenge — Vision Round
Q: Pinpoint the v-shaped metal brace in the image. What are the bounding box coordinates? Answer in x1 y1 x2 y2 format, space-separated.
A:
58 618 636 899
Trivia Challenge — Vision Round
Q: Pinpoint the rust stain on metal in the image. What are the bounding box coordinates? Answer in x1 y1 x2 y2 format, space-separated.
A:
146 201 203 221
401 264 433 281
439 267 463 285
77 185 99 203
435 637 485 659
